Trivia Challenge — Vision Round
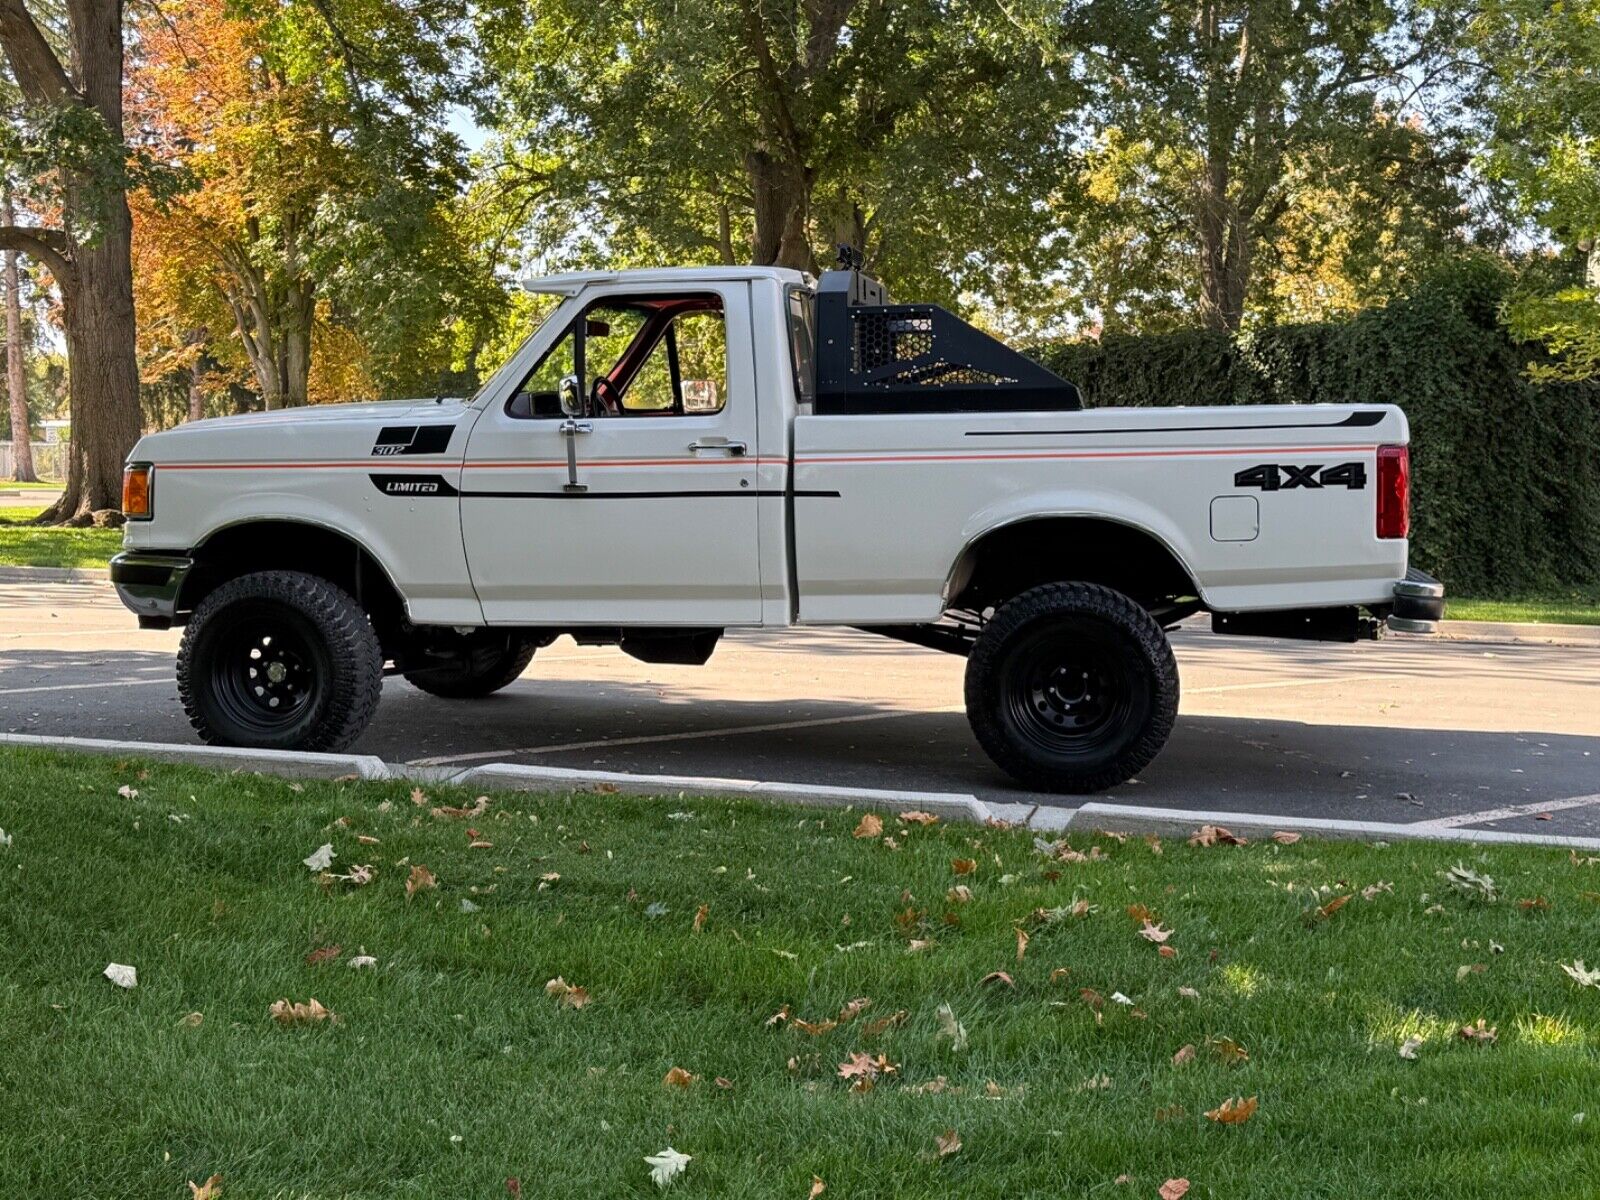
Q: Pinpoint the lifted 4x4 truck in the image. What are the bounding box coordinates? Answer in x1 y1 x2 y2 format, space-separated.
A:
111 264 1444 793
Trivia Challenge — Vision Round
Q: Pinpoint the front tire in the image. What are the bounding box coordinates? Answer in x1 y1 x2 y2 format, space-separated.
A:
964 582 1178 793
177 570 384 752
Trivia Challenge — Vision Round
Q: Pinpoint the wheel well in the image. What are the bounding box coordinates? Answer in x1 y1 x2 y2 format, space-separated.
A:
948 517 1199 614
180 521 408 644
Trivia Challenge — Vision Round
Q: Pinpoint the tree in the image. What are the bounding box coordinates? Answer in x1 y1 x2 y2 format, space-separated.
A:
480 0 1072 308
2 189 33 479
0 0 142 521
1473 0 1600 379
1053 0 1471 332
130 0 476 409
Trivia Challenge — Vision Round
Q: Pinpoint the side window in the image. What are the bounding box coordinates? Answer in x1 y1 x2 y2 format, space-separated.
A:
787 288 816 408
621 311 727 415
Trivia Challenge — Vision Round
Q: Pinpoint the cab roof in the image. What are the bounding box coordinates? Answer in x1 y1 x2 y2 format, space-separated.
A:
520 265 813 296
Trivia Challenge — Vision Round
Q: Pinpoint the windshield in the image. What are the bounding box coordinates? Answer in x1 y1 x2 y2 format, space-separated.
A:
468 292 572 405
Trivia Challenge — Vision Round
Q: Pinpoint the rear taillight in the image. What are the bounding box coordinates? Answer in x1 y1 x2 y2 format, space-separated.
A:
1376 445 1409 539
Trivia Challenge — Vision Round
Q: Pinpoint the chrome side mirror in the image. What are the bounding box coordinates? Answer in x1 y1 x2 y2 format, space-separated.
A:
558 373 583 418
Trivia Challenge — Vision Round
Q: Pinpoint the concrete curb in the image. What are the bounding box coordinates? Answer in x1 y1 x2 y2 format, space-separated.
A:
1431 618 1600 647
7 732 1600 851
1070 802 1600 851
0 564 110 583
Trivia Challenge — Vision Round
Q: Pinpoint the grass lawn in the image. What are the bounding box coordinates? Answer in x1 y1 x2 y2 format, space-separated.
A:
0 479 65 490
1447 594 1600 627
0 505 122 569
3 749 1599 1197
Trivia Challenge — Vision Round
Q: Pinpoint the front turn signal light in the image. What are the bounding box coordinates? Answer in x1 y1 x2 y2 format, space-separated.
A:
123 464 153 520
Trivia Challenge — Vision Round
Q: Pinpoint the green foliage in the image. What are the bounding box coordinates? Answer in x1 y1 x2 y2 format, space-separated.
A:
1035 261 1600 594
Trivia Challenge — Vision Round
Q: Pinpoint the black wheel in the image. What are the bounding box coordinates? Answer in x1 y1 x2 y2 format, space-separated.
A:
177 570 383 752
964 582 1178 793
401 633 538 699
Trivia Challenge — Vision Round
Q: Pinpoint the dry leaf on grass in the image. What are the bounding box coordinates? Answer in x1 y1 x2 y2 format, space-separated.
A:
1205 1095 1259 1124
644 1147 691 1189
714 1076 734 1089
1271 830 1302 844
348 955 378 970
935 1129 962 1158
188 1174 222 1200
1459 1019 1497 1044
103 963 138 989
1127 903 1156 924
765 1005 791 1027
947 885 973 904
663 1066 695 1088
1399 1036 1423 1060
1158 945 1178 959
1138 921 1173 944
1456 963 1487 981
794 1018 838 1035
410 787 428 806
1208 1036 1249 1065
356 834 380 845
304 944 342 966
935 1002 968 1051
854 813 884 839
1177 986 1200 1000
1015 927 1030 961
1315 894 1353 920
900 811 939 825
951 858 977 875
1562 960 1600 988
1362 881 1394 900
1518 896 1550 913
1189 824 1247 847
862 1009 908 1036
1172 1044 1196 1066
1443 863 1498 901
980 970 1014 988
1159 1180 1191 1200
431 796 489 820
405 865 437 898
838 997 872 1022
545 977 591 1009
269 997 334 1025
303 843 335 872
693 904 710 933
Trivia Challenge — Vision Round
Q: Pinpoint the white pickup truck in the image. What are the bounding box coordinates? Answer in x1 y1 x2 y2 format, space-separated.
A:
112 264 1443 792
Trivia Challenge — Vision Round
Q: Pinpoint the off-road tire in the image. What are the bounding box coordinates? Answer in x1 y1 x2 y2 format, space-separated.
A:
964 582 1179 793
177 570 384 752
402 637 538 699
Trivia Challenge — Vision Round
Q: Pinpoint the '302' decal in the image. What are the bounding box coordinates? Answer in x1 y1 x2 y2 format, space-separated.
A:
1233 462 1367 491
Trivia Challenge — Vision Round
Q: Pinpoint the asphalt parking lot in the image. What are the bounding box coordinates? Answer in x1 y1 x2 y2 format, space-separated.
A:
2 578 1596 835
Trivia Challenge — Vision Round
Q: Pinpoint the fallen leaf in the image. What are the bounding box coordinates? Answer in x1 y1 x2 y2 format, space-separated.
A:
1172 1043 1196 1066
545 977 591 1009
1517 896 1550 913
1563 960 1600 988
935 1002 968 1051
1080 987 1105 1011
269 997 333 1025
336 864 375 886
1362 881 1393 900
1208 1036 1249 1065
1271 831 1302 844
348 955 378 970
1138 921 1173 944
663 1066 695 1088
935 1129 962 1158
951 858 976 875
714 1076 734 1089
1459 1019 1497 1044
103 963 138 989
644 1146 691 1188
1443 863 1498 901
117 784 139 799
1158 945 1178 959
188 1174 222 1200
1177 986 1200 999
506 1180 521 1198
1315 894 1353 920
431 796 489 820
304 944 342 967
838 996 873 1023
1399 1035 1423 1060
765 1005 791 1027
980 970 1014 988
900 810 939 825
1050 967 1072 983
862 1009 908 1036
410 787 428 806
837 1051 897 1081
1127 903 1157 924
405 865 436 898
1159 1180 1191 1200
181 1011 204 1027
907 938 934 953
1205 1095 1259 1124
356 834 380 845
1456 963 1487 982
303 843 335 872
793 1018 838 1035
469 840 493 850
1189 824 1246 847
693 904 710 933
1015 927 1030 961
853 813 884 839
809 1177 826 1198
947 885 974 904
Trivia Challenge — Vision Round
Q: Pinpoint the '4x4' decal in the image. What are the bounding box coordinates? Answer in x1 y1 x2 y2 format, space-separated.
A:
1233 462 1367 491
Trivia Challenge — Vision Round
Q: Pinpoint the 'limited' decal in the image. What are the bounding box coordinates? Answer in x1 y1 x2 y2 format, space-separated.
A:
369 473 459 497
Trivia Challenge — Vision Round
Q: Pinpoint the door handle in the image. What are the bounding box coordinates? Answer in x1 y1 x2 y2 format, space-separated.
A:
687 439 747 456
559 419 591 491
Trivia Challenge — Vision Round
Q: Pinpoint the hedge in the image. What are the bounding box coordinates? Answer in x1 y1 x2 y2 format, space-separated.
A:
1033 260 1600 597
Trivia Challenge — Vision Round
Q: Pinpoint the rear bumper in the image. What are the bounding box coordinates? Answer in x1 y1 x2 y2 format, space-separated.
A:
1388 567 1445 633
110 551 193 629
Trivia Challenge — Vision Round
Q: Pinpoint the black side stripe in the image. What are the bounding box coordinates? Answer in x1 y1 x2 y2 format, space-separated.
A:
964 410 1387 437
459 489 841 500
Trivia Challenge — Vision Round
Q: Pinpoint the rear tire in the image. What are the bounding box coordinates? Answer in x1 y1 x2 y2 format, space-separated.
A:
178 570 384 752
964 582 1178 793
401 635 538 698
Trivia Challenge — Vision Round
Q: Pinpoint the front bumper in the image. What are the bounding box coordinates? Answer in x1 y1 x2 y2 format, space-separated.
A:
110 551 193 629
1387 567 1445 633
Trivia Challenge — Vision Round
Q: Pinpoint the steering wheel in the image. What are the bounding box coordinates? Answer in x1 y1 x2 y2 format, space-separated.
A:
591 376 623 416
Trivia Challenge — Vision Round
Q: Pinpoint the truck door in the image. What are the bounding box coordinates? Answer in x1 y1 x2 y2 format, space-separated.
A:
461 282 763 625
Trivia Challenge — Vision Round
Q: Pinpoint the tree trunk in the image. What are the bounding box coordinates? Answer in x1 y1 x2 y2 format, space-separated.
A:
49 187 140 522
186 330 206 423
745 149 815 273
2 193 35 482
1196 159 1247 334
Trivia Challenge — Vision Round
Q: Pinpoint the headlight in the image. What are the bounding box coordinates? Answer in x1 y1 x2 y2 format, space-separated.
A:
122 463 153 520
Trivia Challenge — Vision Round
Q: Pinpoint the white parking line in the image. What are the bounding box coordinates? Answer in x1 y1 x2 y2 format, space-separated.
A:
1411 794 1600 830
0 677 173 696
410 706 963 768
